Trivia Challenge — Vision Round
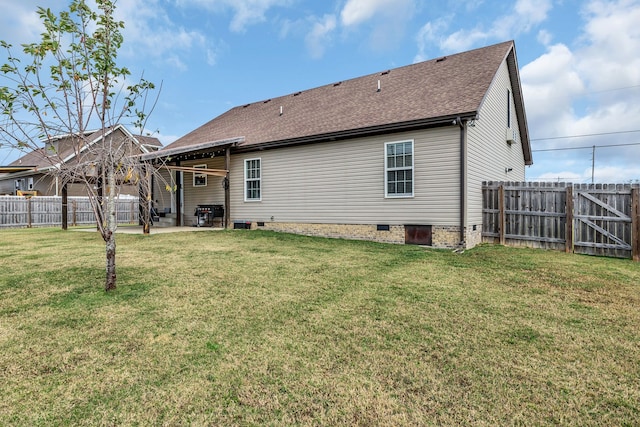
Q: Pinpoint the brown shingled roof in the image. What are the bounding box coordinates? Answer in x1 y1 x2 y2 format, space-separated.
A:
164 41 528 157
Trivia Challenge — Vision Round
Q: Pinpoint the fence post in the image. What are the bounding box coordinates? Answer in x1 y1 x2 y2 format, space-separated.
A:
499 184 505 245
61 184 68 230
565 186 573 254
27 197 32 228
632 188 639 262
72 200 77 226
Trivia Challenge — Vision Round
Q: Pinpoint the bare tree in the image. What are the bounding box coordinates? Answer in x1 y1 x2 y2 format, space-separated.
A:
0 0 158 291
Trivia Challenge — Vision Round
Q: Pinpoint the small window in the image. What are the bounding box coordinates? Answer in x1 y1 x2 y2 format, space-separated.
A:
193 164 207 187
245 158 261 201
385 140 414 197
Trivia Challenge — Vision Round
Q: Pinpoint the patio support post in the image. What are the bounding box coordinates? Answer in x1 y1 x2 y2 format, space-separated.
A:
225 147 231 229
175 160 182 226
141 163 150 235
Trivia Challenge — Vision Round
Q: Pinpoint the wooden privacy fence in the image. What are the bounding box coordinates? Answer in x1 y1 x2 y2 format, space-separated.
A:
482 182 640 261
0 196 139 229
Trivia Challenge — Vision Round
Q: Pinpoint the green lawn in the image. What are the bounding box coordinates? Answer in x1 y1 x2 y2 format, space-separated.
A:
0 227 638 426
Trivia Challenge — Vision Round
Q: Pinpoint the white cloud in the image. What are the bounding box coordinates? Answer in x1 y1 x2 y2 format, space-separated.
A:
521 43 585 141
523 0 640 182
522 0 640 141
339 0 415 52
176 0 293 33
529 170 583 182
577 0 640 91
513 0 553 31
414 18 451 62
340 0 408 27
112 0 214 71
537 29 553 46
1 0 217 72
415 0 553 55
305 15 337 59
0 0 67 44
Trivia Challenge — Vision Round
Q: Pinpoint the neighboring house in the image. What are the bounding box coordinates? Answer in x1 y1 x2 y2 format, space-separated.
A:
145 40 532 248
0 125 162 197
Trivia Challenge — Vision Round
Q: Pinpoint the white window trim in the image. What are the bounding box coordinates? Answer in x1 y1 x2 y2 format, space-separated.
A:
384 140 414 198
244 158 262 202
193 164 207 187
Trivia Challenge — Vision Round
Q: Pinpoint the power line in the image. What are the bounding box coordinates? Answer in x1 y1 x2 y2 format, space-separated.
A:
531 129 640 141
585 84 640 95
532 141 640 152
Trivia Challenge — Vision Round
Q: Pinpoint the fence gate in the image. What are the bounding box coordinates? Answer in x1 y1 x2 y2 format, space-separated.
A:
482 182 639 261
573 185 633 258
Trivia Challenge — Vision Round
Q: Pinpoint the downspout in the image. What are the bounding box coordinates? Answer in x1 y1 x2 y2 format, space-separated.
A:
457 117 467 247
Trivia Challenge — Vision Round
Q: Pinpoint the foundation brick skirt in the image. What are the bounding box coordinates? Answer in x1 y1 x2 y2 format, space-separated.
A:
243 221 480 249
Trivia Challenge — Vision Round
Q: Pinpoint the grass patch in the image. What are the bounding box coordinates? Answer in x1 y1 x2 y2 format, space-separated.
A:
0 228 639 425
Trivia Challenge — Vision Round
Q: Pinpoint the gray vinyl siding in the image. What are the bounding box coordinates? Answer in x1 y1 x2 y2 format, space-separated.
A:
467 60 526 225
32 175 55 195
152 168 175 213
0 177 14 195
228 127 461 226
182 158 226 226
0 173 56 195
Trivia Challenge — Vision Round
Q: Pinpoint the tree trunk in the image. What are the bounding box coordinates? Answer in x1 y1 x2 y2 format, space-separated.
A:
105 167 118 291
105 229 116 291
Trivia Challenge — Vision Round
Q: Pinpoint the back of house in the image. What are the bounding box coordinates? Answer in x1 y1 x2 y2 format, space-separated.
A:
147 40 531 248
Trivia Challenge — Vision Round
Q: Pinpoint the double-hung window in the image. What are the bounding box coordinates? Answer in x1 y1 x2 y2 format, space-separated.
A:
385 140 414 197
244 158 261 201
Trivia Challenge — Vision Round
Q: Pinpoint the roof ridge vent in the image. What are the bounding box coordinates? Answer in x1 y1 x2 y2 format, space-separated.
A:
242 104 250 108
333 81 342 87
293 91 302 96
436 56 447 63
380 70 390 75
263 99 271 103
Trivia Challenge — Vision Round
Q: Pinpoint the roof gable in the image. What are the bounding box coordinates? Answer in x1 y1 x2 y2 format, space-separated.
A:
6 125 162 171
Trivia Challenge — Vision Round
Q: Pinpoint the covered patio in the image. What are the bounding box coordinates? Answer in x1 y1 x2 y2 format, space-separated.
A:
140 137 244 230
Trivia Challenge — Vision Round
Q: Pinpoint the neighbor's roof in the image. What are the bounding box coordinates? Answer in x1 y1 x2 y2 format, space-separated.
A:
6 125 162 172
162 40 531 163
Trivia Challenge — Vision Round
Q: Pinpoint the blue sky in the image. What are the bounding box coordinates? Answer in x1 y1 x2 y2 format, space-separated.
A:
1 0 639 182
